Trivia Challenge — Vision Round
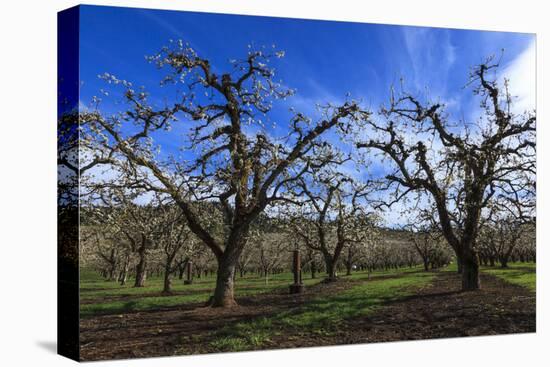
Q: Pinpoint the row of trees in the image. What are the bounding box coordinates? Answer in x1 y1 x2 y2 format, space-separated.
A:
60 39 535 307
81 198 457 290
478 219 536 267
80 182 534 294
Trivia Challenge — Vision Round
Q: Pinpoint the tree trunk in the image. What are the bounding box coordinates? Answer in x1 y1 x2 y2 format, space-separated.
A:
119 271 127 285
134 266 147 287
134 236 148 287
346 262 352 276
184 260 193 285
134 252 147 287
325 258 337 281
162 265 172 294
208 223 250 307
119 256 130 285
461 249 480 291
210 254 238 307
500 257 509 268
345 247 353 275
456 255 463 274
263 268 269 284
423 258 430 272
106 248 117 281
108 266 116 281
311 261 317 279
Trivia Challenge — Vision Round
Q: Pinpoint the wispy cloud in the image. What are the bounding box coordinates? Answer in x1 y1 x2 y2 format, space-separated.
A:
499 39 536 114
136 8 187 40
401 27 456 96
287 77 345 118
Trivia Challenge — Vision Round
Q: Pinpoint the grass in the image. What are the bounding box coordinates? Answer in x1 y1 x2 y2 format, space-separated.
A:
481 262 536 291
80 263 536 322
81 262 535 354
207 262 537 352
209 269 435 352
79 269 323 317
442 261 535 291
209 336 250 352
79 266 427 317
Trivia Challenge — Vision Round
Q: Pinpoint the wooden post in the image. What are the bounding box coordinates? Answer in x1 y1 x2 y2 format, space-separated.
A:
289 249 304 294
184 260 193 285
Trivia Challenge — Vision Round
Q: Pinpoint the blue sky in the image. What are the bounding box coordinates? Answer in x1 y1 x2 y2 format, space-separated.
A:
77 5 535 222
79 5 534 116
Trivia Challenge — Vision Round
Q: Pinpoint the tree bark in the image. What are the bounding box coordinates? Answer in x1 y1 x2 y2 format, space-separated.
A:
119 255 130 285
162 264 172 294
461 249 480 290
106 248 117 281
108 267 116 281
134 263 147 287
210 254 238 307
134 249 147 287
346 263 352 276
345 247 353 275
325 258 337 281
456 255 463 274
207 220 252 307
184 260 193 285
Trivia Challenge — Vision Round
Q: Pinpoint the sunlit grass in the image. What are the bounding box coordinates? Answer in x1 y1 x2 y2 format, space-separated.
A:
481 262 535 291
440 261 535 291
209 270 435 352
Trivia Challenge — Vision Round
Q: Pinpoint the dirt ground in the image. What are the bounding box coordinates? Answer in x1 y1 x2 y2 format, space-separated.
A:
79 271 535 361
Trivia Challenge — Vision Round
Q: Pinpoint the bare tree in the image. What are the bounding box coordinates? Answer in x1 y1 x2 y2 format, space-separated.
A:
236 245 254 278
356 57 535 290
117 249 132 285
255 230 288 284
83 229 119 281
408 227 451 271
81 40 369 306
88 189 166 288
479 198 534 268
290 169 377 281
405 209 452 271
344 214 380 275
156 201 198 294
302 247 322 279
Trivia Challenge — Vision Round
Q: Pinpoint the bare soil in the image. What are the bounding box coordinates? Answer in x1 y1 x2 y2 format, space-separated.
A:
79 271 535 361
267 271 535 349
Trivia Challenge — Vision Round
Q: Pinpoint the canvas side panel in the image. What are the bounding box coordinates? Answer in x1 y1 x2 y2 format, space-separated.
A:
57 5 80 362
